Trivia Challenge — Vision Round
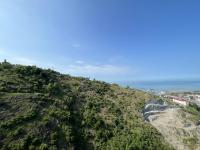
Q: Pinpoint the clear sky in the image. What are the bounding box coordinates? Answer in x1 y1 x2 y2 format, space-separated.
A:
0 0 200 81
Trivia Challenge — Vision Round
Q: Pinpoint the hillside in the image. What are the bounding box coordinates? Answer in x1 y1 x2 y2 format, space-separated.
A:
0 61 172 150
143 97 200 150
149 107 200 150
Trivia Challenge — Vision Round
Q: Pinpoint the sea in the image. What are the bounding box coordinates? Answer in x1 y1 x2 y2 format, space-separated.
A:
118 80 200 92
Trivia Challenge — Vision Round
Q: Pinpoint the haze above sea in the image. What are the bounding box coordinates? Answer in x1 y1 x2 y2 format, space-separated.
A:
118 80 200 92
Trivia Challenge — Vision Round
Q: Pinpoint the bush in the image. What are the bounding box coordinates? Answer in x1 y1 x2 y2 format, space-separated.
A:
39 143 48 150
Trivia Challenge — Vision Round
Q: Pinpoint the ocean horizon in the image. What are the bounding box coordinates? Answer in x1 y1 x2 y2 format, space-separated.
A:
118 80 200 92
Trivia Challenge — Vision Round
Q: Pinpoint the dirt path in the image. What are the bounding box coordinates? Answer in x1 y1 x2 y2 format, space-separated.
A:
149 108 200 150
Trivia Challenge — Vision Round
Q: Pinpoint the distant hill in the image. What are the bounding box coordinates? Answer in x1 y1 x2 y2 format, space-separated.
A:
0 61 172 150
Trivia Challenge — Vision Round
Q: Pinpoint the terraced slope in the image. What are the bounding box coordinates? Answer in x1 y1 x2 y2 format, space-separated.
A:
0 61 173 150
143 100 200 150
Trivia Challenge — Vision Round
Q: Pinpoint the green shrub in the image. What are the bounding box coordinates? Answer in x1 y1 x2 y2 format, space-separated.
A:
0 62 172 150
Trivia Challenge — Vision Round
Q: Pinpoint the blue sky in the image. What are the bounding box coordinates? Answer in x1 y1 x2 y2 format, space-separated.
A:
0 0 200 81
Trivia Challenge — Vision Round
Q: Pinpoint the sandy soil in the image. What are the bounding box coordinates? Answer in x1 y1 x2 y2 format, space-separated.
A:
149 108 200 150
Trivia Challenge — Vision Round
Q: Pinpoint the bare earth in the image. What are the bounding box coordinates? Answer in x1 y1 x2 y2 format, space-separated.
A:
149 108 200 150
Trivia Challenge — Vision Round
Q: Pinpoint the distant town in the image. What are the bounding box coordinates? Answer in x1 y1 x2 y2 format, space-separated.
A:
160 91 200 107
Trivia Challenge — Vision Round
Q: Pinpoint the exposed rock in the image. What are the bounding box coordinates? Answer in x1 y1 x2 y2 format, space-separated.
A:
143 100 200 150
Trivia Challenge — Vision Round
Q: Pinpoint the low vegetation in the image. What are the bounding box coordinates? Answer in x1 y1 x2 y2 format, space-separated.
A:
0 61 172 150
183 102 200 123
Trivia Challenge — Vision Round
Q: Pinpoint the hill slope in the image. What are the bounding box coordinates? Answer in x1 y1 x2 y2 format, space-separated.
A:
0 61 172 150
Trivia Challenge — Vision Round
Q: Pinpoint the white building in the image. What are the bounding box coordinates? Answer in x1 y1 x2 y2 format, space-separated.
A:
172 98 188 106
165 95 188 106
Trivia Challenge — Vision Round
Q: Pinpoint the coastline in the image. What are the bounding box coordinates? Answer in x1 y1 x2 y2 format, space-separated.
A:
118 80 200 93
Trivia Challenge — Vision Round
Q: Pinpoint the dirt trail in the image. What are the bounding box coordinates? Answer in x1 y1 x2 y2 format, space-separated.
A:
149 108 200 150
